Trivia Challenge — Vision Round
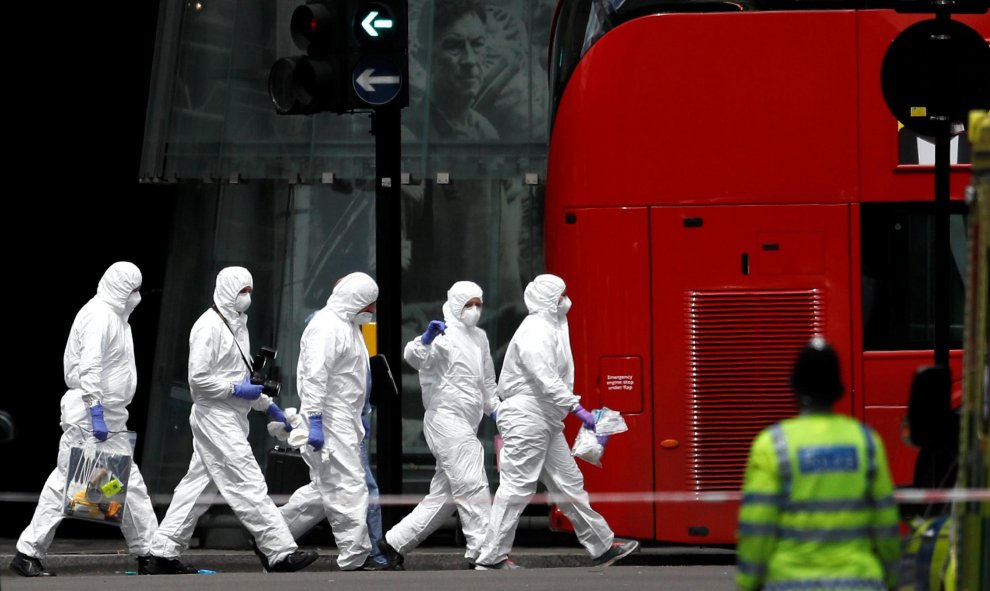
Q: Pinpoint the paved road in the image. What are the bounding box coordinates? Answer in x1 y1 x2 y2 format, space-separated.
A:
0 537 736 572
0 564 737 591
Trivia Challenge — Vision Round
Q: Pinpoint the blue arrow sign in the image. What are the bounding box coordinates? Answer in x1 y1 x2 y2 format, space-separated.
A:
352 57 402 106
356 69 400 92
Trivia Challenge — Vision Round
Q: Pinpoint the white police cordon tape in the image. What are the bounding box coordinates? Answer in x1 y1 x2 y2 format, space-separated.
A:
1 488 988 506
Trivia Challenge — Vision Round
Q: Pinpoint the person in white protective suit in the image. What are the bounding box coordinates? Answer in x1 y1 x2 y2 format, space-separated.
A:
277 313 389 570
276 401 390 570
10 262 159 577
473 274 640 570
377 281 500 570
279 272 378 570
145 266 317 574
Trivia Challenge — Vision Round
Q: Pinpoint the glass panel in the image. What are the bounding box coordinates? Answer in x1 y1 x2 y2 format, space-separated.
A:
409 0 554 144
272 183 378 419
400 176 545 489
143 0 554 182
143 181 292 490
861 203 968 351
140 0 555 497
165 1 239 180
897 126 974 166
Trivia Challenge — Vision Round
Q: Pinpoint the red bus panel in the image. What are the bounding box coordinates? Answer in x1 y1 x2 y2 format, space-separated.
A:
551 206 654 540
861 350 963 484
599 356 643 414
649 204 851 543
547 11 860 209
545 5 988 544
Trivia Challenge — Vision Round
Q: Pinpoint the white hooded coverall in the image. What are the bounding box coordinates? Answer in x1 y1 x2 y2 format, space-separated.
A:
150 266 297 564
384 281 499 562
279 271 378 570
475 274 614 566
17 262 158 559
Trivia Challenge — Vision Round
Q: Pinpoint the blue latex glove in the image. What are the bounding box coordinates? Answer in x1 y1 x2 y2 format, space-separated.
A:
572 404 596 431
267 403 292 432
420 320 447 345
308 414 325 452
89 403 109 442
489 411 498 423
232 377 264 401
597 434 610 447
362 414 371 440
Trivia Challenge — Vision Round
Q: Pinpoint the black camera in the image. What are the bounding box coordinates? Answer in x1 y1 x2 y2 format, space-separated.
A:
251 346 281 398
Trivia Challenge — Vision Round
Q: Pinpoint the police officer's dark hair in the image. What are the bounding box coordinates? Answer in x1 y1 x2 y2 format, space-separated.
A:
790 337 844 408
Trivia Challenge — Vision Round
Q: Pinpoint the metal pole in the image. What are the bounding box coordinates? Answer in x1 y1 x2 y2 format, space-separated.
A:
934 123 951 367
933 9 951 368
372 107 403 527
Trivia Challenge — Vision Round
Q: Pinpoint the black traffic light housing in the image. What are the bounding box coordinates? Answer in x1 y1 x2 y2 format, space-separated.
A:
269 0 408 115
346 0 408 110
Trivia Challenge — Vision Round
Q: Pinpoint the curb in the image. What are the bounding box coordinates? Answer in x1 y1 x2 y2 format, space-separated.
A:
0 546 735 575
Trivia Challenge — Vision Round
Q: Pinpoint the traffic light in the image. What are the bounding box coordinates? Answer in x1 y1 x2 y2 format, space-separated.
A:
347 0 408 110
268 0 408 115
269 1 347 114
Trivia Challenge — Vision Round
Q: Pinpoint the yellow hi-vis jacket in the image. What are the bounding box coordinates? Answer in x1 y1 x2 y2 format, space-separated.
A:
736 412 901 591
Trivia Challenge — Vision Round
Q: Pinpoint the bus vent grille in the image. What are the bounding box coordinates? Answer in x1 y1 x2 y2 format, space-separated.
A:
685 289 824 491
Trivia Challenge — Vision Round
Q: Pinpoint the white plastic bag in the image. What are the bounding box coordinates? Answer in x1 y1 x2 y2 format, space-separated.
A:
62 433 134 525
593 407 628 435
571 427 604 467
570 407 628 467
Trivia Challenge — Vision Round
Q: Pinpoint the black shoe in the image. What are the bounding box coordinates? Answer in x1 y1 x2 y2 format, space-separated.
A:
9 552 56 577
591 539 640 567
377 539 405 570
269 550 319 573
249 537 272 571
138 555 199 575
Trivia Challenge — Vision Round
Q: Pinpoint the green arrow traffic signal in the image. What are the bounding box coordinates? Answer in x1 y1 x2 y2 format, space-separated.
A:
361 10 394 37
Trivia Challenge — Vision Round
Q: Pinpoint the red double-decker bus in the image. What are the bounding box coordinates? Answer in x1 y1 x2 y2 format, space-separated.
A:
544 0 988 544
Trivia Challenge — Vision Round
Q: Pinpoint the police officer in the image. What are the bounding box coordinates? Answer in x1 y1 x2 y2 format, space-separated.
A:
736 337 901 591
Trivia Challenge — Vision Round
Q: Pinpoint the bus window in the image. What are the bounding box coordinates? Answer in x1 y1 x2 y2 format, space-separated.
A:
861 203 968 351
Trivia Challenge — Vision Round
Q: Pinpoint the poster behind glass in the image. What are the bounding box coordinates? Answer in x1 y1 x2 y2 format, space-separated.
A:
397 0 554 457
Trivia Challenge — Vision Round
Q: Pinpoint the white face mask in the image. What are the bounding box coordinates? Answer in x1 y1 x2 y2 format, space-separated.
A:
557 296 572 318
355 311 374 325
234 293 252 313
125 291 141 314
461 306 481 327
